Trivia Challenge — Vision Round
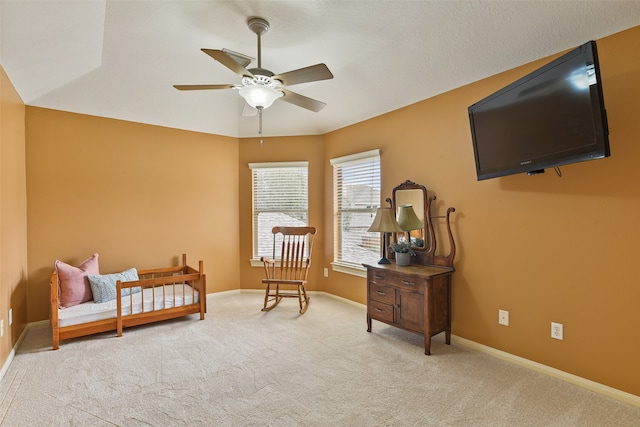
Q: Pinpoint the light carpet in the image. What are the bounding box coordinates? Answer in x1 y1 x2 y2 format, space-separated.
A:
1 291 639 426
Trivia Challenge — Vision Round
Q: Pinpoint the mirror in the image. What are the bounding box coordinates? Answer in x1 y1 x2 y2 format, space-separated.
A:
391 180 427 250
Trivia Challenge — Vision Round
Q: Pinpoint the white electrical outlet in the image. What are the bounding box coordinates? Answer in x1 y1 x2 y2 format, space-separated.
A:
0 319 4 337
498 309 509 326
323 268 329 278
551 322 563 340
8 308 12 326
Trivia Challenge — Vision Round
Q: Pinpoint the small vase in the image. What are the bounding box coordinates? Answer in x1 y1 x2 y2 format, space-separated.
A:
396 252 410 266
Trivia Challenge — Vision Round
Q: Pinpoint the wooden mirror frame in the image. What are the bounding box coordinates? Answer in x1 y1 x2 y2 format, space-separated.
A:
387 180 457 268
387 180 428 251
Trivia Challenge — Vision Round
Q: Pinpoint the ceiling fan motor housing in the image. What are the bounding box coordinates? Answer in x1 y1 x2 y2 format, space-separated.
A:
248 68 275 78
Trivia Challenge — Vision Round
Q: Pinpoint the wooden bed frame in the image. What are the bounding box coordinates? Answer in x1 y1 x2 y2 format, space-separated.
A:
50 254 206 350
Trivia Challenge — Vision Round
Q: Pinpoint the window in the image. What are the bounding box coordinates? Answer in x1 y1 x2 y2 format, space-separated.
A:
249 162 309 260
330 149 381 270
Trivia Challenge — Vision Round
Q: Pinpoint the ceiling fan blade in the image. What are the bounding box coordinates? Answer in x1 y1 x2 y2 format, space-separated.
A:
173 84 235 91
272 64 333 87
280 88 327 112
202 49 254 78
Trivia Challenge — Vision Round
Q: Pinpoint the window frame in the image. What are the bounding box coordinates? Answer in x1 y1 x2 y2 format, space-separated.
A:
249 161 309 266
330 149 381 277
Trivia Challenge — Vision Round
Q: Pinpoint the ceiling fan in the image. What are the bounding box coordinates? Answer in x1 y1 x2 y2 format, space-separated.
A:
174 17 334 135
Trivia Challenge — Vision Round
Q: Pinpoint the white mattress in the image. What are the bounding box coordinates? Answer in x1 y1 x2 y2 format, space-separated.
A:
58 284 199 327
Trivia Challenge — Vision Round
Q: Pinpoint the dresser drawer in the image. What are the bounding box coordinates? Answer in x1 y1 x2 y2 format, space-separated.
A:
369 282 395 304
375 269 425 294
394 275 426 294
368 300 394 323
368 270 390 285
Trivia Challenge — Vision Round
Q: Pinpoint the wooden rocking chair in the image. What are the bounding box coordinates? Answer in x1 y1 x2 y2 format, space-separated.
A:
261 226 316 314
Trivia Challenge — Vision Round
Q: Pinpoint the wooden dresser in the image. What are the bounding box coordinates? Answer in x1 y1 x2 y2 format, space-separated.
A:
364 263 454 355
365 180 457 355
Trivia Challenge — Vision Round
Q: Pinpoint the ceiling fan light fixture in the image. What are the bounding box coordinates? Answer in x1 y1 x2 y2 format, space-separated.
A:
238 84 282 109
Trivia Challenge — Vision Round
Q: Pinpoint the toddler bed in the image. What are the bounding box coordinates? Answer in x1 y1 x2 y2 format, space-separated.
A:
50 254 206 349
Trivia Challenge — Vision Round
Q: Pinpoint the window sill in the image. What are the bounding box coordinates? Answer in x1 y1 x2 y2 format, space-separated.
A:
250 258 287 268
250 258 268 268
251 259 367 279
330 262 367 278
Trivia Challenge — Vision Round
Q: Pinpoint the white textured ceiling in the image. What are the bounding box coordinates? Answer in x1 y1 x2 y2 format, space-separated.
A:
1 1 639 138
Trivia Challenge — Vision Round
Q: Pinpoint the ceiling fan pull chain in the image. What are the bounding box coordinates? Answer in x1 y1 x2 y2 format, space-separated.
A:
259 108 263 145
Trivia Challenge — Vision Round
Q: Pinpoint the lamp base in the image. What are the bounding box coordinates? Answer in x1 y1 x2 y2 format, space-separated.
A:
377 233 391 264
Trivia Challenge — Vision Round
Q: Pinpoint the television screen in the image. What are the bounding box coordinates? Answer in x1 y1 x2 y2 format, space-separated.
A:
468 40 610 181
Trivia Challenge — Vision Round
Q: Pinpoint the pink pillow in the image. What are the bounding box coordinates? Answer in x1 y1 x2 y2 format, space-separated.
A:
55 253 99 308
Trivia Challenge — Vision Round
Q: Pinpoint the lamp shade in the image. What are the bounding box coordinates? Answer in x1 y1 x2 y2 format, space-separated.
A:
396 204 423 231
238 84 283 109
368 208 404 233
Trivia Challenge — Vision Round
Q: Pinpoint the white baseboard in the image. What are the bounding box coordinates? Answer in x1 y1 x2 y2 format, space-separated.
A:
0 347 14 383
237 289 367 309
321 291 366 308
237 289 262 294
210 288 245 297
451 335 640 408
0 320 47 383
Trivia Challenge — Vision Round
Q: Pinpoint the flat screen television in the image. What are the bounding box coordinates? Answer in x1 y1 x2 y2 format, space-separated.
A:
468 40 610 181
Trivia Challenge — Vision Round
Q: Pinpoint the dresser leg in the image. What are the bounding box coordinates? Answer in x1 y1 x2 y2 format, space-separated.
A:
367 315 372 332
445 330 451 345
424 335 431 355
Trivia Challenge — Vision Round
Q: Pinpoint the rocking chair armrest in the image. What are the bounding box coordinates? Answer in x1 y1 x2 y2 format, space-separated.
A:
261 256 276 280
260 257 276 265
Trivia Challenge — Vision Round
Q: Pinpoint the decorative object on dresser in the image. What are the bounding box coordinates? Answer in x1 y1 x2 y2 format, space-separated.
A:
389 240 413 266
365 180 456 355
261 226 316 314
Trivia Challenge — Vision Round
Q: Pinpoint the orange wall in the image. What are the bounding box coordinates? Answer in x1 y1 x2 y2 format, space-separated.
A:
25 108 241 322
323 26 640 396
237 135 325 291
0 65 28 366
3 25 638 399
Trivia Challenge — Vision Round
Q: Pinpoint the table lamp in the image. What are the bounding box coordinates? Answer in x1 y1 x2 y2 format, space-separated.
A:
368 207 404 264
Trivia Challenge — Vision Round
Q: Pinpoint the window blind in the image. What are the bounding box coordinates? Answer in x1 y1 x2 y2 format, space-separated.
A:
330 150 381 267
249 162 309 259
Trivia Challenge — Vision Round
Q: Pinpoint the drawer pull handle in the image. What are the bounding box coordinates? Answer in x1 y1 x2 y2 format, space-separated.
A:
374 307 386 313
374 275 383 280
376 291 387 296
401 280 415 286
